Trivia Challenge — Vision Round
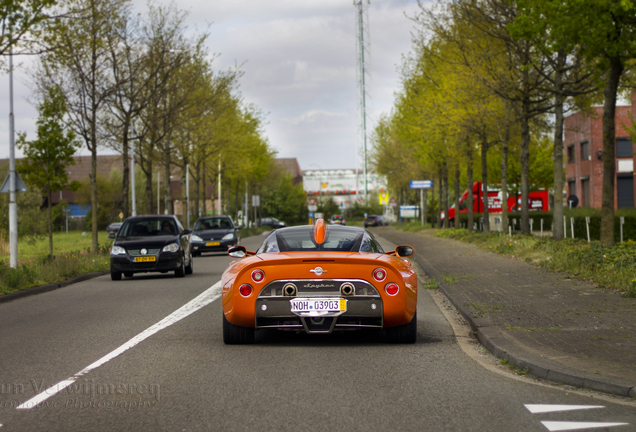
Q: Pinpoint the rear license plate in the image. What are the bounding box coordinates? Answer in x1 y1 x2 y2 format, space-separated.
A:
290 298 346 314
206 242 220 246
133 256 156 262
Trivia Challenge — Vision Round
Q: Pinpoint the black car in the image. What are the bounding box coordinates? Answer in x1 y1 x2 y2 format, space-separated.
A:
190 216 241 256
260 217 286 229
106 222 122 233
364 215 383 228
329 215 346 225
110 215 193 280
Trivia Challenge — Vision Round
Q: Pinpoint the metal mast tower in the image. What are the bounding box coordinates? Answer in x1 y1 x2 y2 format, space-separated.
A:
354 0 370 203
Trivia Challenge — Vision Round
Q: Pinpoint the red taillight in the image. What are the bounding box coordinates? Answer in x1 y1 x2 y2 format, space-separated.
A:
239 284 253 297
385 282 399 296
373 268 387 282
251 269 265 283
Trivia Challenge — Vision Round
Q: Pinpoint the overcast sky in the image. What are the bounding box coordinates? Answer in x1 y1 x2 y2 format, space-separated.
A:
0 0 424 171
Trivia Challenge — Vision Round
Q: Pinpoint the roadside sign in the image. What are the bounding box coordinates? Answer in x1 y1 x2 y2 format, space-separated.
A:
409 180 432 189
314 212 324 220
389 197 397 207
308 212 314 218
0 172 28 193
308 198 317 211
379 192 389 205
119 212 123 220
400 205 419 218
252 195 260 207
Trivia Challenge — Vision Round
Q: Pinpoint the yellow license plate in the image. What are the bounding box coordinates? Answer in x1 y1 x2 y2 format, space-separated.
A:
133 256 156 263
206 242 220 246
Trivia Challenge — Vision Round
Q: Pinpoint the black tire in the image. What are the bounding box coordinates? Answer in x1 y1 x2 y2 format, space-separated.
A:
174 259 185 278
193 252 201 257
111 270 122 281
185 253 193 275
223 314 255 344
384 311 417 344
123 272 133 278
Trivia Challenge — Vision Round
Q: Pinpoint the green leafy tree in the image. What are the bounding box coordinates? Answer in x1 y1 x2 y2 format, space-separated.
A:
261 174 307 226
17 85 80 255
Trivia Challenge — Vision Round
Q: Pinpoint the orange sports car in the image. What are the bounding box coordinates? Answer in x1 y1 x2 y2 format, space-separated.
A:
221 219 417 344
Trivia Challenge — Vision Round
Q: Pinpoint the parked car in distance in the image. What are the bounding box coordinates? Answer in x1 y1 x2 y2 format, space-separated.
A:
221 219 417 344
260 217 286 229
106 222 122 235
329 215 346 225
109 215 193 280
364 215 383 228
190 216 241 256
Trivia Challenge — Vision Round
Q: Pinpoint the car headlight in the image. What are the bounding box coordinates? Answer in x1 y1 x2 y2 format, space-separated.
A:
162 243 180 253
191 235 203 242
222 233 234 240
111 245 126 255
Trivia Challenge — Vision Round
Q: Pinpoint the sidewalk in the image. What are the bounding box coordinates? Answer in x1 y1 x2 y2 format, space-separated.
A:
376 226 636 398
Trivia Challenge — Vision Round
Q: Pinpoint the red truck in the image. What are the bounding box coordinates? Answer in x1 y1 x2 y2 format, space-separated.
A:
442 182 549 223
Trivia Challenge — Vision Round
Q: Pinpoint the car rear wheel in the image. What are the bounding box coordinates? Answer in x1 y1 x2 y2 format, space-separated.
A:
185 253 193 275
174 259 185 278
223 314 254 344
111 270 122 281
384 312 417 344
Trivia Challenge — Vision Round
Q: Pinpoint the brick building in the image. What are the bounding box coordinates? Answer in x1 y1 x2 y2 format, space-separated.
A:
564 95 635 209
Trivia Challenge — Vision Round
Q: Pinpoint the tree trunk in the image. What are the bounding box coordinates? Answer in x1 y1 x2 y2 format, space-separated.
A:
442 162 449 229
48 191 53 256
454 163 460 229
501 104 510 234
144 158 154 215
520 100 531 235
600 56 623 245
90 142 98 252
481 140 490 233
553 76 565 240
467 140 473 232
194 161 200 219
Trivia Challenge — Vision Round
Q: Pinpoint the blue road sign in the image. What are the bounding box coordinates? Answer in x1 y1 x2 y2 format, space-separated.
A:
410 180 433 189
308 212 314 218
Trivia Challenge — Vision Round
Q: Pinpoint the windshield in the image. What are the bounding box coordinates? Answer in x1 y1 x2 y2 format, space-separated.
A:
256 226 383 254
194 217 234 230
119 218 177 237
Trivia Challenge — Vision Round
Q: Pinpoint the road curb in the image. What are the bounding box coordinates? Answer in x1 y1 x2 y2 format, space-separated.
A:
0 271 109 304
412 252 636 399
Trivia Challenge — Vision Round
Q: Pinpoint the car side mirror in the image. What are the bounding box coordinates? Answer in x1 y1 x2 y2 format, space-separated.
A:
108 232 116 239
228 245 250 258
395 245 414 258
236 225 242 230
181 229 192 236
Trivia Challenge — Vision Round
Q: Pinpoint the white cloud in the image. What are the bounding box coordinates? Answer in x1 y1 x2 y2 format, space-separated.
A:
0 0 426 171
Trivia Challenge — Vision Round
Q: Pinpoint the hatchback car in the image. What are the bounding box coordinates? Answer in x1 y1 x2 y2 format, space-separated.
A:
110 215 193 280
364 215 382 228
329 215 346 225
190 216 240 256
106 222 122 234
260 217 286 229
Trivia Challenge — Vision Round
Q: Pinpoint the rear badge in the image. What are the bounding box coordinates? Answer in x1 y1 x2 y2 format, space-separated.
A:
309 267 327 276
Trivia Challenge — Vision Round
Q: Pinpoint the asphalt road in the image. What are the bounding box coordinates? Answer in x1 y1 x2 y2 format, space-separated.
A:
0 232 634 431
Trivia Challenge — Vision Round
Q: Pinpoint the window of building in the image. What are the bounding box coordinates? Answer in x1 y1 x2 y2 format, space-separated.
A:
568 179 576 197
567 145 575 163
616 138 633 158
581 141 589 160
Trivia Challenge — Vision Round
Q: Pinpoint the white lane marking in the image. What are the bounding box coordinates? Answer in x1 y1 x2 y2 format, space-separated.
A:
526 405 605 414
541 421 629 431
17 281 223 410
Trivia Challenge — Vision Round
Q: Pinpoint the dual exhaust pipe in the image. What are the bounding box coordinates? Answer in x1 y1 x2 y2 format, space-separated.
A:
282 282 355 296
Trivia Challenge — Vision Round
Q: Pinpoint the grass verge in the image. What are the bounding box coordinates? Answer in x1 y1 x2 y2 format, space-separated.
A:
0 252 110 296
394 221 431 233
435 229 636 295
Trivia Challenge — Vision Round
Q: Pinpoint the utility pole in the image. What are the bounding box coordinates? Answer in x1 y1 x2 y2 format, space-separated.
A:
354 0 370 204
130 140 136 216
8 44 17 268
186 163 190 228
218 156 222 215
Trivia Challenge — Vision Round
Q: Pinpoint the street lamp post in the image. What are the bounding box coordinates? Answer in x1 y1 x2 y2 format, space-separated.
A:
8 45 18 268
130 139 137 216
186 163 190 228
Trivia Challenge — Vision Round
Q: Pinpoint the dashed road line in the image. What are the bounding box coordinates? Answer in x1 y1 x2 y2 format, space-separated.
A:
540 421 629 431
525 405 604 414
16 280 223 410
